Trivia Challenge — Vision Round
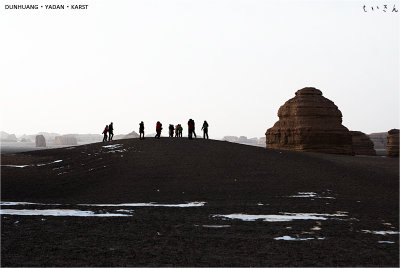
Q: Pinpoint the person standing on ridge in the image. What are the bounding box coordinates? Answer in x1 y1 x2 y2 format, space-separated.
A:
201 120 209 139
155 121 162 139
192 119 197 138
178 124 183 137
169 124 174 137
102 124 108 142
139 121 145 140
108 122 114 141
174 125 179 137
188 119 194 139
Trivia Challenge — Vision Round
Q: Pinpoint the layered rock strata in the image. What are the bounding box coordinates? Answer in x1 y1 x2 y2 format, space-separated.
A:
386 129 399 157
350 131 376 156
265 87 353 155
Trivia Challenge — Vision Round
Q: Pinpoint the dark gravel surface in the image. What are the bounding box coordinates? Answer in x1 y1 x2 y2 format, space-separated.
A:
1 138 399 266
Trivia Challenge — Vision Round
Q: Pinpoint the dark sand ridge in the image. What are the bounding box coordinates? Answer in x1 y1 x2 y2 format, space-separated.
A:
1 138 399 266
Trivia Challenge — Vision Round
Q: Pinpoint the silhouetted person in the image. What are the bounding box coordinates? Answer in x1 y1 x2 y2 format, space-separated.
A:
169 124 174 137
175 125 179 137
155 121 162 139
108 122 114 141
192 119 197 138
201 120 209 139
139 121 145 140
178 124 183 137
102 125 108 142
188 119 194 139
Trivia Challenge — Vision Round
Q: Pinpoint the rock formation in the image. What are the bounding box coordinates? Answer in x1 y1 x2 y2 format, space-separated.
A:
35 135 46 147
222 136 265 147
0 131 18 142
123 131 140 139
114 131 140 140
368 132 388 150
54 135 78 146
350 131 376 156
386 129 399 157
19 134 33 142
265 87 353 155
75 134 102 143
223 136 239 143
37 132 60 142
257 137 266 146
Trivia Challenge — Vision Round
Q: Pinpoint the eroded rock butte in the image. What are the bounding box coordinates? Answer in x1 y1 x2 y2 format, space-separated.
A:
265 87 353 155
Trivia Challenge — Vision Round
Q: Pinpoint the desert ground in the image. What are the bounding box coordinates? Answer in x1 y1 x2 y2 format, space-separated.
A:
1 138 398 266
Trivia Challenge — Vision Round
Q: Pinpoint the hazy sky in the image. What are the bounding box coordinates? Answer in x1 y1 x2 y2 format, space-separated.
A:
1 0 398 139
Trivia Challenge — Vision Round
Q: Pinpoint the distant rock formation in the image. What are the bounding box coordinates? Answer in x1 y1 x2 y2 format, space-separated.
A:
223 136 238 143
223 136 265 147
115 131 140 140
386 129 399 157
35 135 46 147
257 137 266 146
265 87 353 155
350 131 376 156
0 131 8 140
37 132 60 142
368 132 388 150
0 131 18 142
75 134 102 143
54 135 78 146
19 134 33 142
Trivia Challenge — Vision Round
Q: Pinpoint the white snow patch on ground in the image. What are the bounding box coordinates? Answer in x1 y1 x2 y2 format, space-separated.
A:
202 225 231 228
288 192 335 199
108 149 127 153
102 144 123 149
0 209 131 217
1 202 41 206
37 160 63 167
116 209 134 213
217 213 346 222
213 212 347 222
0 165 29 168
291 192 317 197
1 201 205 208
378 241 395 244
362 230 400 235
274 236 325 241
78 202 206 207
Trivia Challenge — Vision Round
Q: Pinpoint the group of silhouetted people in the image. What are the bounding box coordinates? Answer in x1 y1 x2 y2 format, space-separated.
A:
153 119 208 139
175 124 183 137
102 119 209 142
102 122 114 142
187 119 196 139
